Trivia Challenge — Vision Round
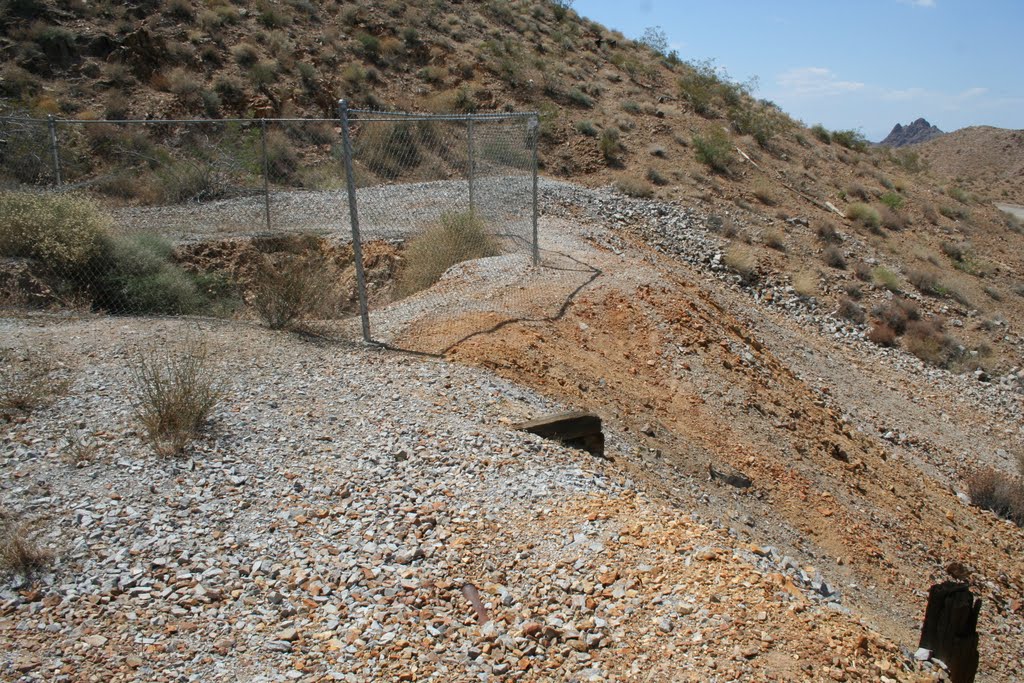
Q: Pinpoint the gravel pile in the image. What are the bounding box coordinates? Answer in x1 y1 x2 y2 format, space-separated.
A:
2 318 922 681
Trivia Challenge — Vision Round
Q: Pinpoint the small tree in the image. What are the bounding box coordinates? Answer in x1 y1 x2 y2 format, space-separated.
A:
639 26 669 56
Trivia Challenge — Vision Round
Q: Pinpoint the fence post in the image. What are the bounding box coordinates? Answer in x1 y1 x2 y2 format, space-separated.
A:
260 118 271 232
47 115 62 187
530 114 539 266
467 117 475 215
339 99 372 344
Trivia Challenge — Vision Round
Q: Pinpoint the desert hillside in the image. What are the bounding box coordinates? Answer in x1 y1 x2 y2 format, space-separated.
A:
914 126 1024 204
2 1 1024 681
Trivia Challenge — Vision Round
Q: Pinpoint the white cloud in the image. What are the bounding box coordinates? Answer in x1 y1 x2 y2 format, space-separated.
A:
776 67 865 97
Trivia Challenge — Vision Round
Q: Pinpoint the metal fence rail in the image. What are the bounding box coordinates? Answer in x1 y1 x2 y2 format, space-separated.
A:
0 104 540 350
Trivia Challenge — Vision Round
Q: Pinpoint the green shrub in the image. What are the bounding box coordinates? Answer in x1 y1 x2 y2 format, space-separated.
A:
939 205 970 221
397 211 500 297
879 192 903 210
599 128 623 163
231 42 260 67
130 337 222 457
153 161 220 203
622 101 641 114
646 167 668 186
810 124 831 144
832 129 868 152
678 59 746 118
693 128 733 174
894 149 926 173
0 192 109 273
357 122 422 179
615 176 654 198
846 202 880 229
732 104 783 148
871 266 901 293
93 235 207 315
568 88 594 108
575 120 598 137
947 186 972 204
356 32 380 58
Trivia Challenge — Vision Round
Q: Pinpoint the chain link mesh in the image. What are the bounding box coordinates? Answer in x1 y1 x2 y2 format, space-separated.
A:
1 109 541 351
346 108 538 352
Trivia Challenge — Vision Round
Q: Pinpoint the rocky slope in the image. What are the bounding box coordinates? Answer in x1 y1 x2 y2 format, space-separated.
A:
914 126 1024 204
879 119 944 147
3 192 1023 679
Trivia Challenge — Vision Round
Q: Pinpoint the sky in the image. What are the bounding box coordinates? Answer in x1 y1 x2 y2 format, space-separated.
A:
572 0 1024 141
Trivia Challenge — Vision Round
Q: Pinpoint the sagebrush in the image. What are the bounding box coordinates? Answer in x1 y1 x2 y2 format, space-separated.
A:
130 337 223 457
397 211 500 298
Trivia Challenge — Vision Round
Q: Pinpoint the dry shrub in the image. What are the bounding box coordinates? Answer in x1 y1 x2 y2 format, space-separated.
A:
252 252 334 331
873 297 919 334
880 206 907 231
752 182 776 206
966 467 1024 526
837 298 865 323
0 507 52 580
815 220 842 244
823 246 846 269
615 176 654 198
922 203 939 224
762 228 786 252
903 318 961 367
867 323 898 347
853 262 872 282
0 346 69 421
0 192 110 273
907 267 941 296
846 202 880 230
723 245 757 284
397 211 500 298
130 338 223 457
792 271 818 298
844 183 870 201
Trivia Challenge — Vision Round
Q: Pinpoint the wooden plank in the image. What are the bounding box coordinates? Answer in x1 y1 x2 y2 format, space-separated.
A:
514 411 604 457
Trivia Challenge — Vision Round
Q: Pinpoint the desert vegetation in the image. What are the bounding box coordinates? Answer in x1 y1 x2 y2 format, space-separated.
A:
129 337 223 457
0 345 69 421
0 506 51 581
966 453 1024 527
396 211 500 298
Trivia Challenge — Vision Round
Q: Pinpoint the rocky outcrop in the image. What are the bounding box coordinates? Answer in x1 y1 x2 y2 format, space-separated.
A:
880 118 944 147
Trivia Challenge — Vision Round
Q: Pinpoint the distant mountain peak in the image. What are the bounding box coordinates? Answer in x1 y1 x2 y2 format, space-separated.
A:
880 118 944 147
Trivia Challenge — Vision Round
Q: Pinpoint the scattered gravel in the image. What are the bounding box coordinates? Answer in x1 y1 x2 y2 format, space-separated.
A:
2 318 924 681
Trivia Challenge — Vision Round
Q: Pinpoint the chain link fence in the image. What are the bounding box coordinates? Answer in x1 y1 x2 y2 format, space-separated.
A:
0 104 545 352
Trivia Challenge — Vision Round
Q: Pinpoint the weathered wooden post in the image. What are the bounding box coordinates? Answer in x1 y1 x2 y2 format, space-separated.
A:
918 582 981 683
